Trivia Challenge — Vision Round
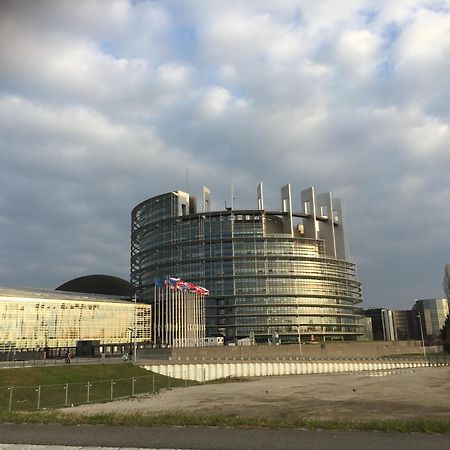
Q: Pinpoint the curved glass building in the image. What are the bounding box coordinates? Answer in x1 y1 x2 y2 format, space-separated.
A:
131 184 364 343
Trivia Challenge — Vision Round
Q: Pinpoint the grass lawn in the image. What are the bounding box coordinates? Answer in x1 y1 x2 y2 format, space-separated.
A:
0 363 194 411
0 410 449 434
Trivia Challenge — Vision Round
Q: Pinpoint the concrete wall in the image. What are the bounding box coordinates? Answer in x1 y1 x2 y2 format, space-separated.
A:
143 359 442 382
139 340 439 361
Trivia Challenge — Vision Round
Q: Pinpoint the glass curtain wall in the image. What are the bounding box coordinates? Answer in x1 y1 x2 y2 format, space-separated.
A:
0 292 151 352
131 191 363 343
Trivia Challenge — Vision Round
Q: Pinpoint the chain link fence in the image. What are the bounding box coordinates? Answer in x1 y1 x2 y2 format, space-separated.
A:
0 374 196 412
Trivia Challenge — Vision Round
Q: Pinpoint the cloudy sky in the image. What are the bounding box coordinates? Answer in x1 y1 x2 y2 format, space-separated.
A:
1 0 449 309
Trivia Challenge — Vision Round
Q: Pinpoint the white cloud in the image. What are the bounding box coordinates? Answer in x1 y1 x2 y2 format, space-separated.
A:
335 30 383 76
157 63 192 87
0 0 449 306
199 86 249 117
394 8 450 65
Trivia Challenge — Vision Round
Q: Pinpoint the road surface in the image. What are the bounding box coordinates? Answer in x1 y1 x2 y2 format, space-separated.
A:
0 424 450 450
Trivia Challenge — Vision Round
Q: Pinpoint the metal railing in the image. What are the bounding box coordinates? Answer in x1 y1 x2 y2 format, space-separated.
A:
0 356 127 370
0 374 196 412
142 353 449 363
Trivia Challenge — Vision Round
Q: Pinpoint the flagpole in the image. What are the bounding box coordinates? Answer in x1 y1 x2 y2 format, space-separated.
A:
163 287 170 346
194 290 198 346
159 286 162 347
202 292 205 345
153 284 156 347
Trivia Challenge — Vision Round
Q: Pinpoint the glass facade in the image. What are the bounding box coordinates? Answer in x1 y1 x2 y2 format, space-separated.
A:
414 298 449 338
0 287 151 352
131 189 364 343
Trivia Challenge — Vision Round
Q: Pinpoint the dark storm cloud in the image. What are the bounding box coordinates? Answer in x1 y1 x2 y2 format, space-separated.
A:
1 0 449 308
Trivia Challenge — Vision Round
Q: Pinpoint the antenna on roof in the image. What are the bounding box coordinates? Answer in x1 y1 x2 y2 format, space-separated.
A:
231 185 235 210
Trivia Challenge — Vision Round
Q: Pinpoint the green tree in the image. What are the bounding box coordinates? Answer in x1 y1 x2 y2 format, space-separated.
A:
441 314 450 352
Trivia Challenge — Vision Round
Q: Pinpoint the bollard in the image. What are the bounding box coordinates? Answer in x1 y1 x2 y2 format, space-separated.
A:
64 383 69 407
36 385 41 410
8 386 13 412
86 382 91 403
132 377 135 396
110 380 114 400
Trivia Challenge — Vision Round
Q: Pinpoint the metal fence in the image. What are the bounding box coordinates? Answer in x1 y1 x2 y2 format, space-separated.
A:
0 374 196 412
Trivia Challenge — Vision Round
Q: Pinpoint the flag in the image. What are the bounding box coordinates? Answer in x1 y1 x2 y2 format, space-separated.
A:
188 283 209 295
177 280 190 290
157 276 210 295
166 277 181 289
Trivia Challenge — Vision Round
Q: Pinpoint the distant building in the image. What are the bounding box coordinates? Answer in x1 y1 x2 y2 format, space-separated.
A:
392 310 417 340
204 336 224 346
361 316 373 341
413 298 449 340
364 309 396 341
131 184 364 344
236 337 252 346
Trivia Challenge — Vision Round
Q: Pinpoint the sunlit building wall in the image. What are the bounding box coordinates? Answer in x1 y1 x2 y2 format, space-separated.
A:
0 287 151 354
413 298 449 339
131 184 364 343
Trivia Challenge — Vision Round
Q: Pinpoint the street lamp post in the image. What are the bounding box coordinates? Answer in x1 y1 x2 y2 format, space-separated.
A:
417 311 426 358
127 327 133 359
43 327 48 361
297 306 302 358
133 293 137 363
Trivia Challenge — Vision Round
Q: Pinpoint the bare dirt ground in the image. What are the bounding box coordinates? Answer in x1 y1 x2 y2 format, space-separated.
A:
63 367 450 420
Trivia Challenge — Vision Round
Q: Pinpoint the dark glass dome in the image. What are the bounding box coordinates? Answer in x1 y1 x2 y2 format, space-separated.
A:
56 275 133 297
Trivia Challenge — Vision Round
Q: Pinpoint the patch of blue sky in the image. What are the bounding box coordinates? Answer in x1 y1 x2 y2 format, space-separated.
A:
99 41 117 58
358 9 379 25
375 60 396 77
375 22 402 78
383 22 402 47
291 7 303 27
171 26 197 61
228 87 247 100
